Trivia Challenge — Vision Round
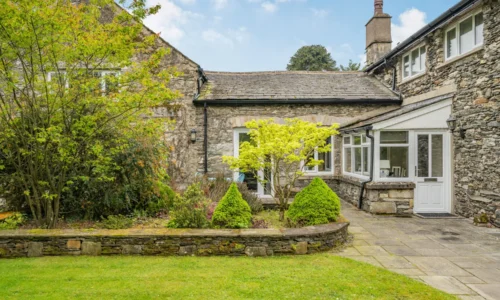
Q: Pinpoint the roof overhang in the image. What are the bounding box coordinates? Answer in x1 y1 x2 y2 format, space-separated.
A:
193 98 402 106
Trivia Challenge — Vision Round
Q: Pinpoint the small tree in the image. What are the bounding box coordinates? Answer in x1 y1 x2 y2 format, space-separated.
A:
0 0 178 228
287 45 339 71
223 119 339 220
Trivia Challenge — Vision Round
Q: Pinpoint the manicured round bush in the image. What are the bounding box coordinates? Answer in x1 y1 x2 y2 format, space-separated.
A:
212 183 252 229
286 178 341 226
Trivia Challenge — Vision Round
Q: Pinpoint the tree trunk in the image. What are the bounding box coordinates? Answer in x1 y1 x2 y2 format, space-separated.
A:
279 208 285 221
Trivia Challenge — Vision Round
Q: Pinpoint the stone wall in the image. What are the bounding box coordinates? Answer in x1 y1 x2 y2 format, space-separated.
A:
194 104 397 178
373 0 500 218
102 4 202 188
330 176 415 216
0 223 348 258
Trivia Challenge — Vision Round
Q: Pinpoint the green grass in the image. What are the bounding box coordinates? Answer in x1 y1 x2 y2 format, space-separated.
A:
0 254 455 299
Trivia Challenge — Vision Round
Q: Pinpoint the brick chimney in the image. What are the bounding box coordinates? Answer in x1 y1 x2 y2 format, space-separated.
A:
366 0 392 66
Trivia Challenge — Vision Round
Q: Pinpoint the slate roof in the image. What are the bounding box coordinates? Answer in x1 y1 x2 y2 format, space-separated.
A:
340 93 455 131
196 71 400 104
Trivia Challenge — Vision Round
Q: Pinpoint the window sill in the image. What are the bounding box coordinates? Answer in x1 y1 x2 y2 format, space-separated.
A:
437 46 484 70
399 71 427 86
342 172 370 181
302 172 334 177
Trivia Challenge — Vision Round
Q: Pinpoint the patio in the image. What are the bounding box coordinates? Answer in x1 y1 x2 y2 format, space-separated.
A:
335 201 500 300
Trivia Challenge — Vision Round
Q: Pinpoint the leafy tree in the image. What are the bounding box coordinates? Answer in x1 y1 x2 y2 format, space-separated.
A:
223 119 339 220
340 60 362 71
287 45 339 71
0 0 179 228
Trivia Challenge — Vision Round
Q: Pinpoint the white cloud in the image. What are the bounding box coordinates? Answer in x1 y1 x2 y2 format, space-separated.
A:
261 2 278 13
212 0 228 10
228 27 249 43
391 8 427 48
202 29 235 48
311 8 328 18
177 0 196 4
144 0 202 45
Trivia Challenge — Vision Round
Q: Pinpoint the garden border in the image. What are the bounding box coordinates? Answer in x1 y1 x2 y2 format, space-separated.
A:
0 222 349 258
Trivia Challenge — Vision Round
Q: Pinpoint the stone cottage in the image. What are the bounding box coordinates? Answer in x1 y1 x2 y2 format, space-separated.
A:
136 0 499 219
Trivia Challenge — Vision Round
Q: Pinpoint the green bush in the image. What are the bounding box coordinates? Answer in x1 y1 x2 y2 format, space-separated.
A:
286 178 341 227
167 183 211 229
212 183 252 229
203 174 263 214
100 215 134 229
0 212 25 230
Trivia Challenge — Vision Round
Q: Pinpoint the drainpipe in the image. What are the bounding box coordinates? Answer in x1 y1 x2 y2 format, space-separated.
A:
358 127 375 209
203 102 208 174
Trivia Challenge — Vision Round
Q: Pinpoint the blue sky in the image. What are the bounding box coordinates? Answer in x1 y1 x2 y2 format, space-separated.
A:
143 0 459 71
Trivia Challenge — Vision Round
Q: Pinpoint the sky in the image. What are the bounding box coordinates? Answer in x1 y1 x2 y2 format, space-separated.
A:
141 0 460 72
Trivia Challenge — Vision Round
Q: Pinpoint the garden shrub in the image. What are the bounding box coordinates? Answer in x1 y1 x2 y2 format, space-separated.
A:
167 183 211 229
204 174 263 214
100 215 134 229
0 212 25 230
212 183 252 229
286 178 341 227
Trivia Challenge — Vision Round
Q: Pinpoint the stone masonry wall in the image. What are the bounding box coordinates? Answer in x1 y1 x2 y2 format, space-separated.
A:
373 0 500 217
101 4 202 188
330 176 415 216
194 104 397 178
0 223 348 258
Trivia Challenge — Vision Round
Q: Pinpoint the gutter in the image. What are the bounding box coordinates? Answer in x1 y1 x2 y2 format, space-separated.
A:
358 128 375 210
365 0 479 73
193 98 401 106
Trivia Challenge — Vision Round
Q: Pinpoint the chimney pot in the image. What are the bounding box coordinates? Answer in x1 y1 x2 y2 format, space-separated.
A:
375 0 383 15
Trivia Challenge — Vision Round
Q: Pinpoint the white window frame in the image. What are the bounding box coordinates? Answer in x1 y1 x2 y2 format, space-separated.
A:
232 128 273 198
47 70 120 93
304 136 334 175
402 44 426 80
445 9 484 61
47 71 69 88
342 133 370 180
377 131 410 181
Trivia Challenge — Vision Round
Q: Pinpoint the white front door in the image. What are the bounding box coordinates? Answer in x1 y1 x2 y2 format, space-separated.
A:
414 132 451 213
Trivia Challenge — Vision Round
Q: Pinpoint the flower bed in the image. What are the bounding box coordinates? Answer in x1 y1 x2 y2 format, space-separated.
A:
0 222 349 258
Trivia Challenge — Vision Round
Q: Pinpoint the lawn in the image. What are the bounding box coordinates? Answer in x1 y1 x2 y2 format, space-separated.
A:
0 254 455 299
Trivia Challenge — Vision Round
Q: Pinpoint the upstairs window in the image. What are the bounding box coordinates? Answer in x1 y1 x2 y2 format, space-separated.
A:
446 11 483 60
402 45 426 79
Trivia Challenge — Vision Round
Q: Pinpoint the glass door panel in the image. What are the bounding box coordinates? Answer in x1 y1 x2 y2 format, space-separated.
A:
431 135 444 177
417 135 429 178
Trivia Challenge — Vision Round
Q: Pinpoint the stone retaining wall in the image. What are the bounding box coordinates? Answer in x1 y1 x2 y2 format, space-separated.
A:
0 223 348 258
330 176 415 216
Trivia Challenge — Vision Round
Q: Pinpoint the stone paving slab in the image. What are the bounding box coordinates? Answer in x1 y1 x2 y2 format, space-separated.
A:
419 276 475 295
468 284 500 300
333 201 500 298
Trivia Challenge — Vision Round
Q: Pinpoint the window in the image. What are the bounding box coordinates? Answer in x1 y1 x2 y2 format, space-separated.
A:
47 70 120 95
305 137 333 174
379 131 409 178
234 129 258 192
446 11 483 60
343 134 370 177
402 45 426 79
93 71 120 95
